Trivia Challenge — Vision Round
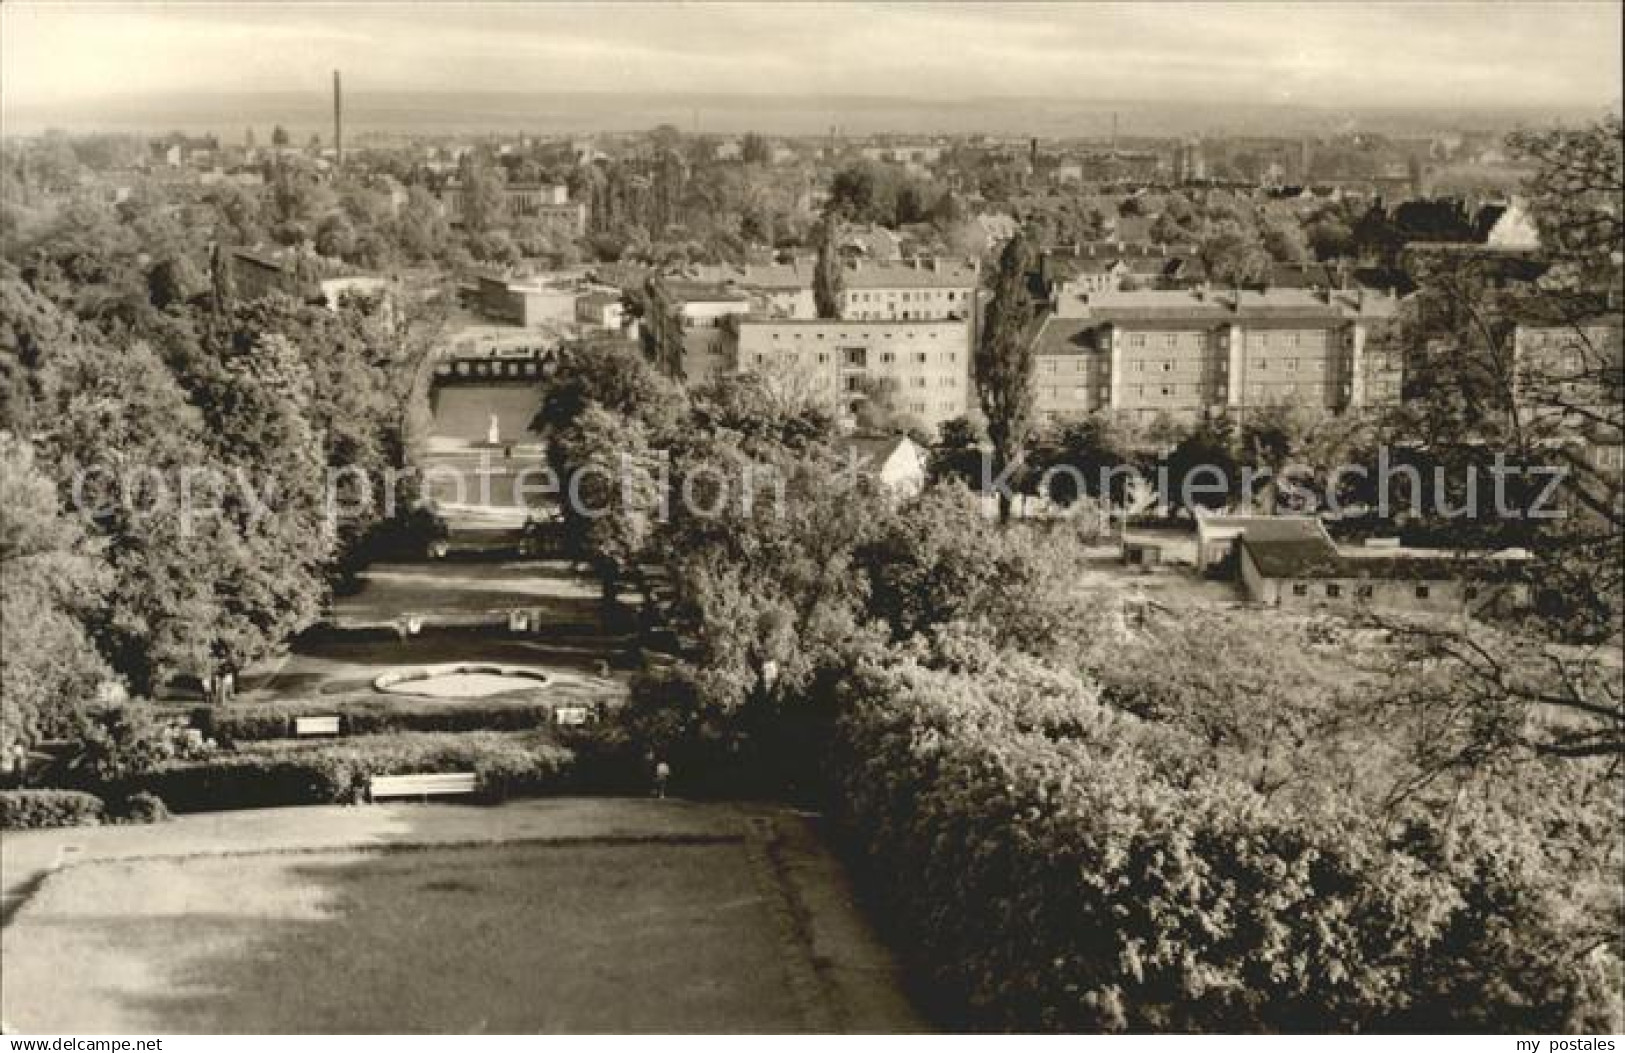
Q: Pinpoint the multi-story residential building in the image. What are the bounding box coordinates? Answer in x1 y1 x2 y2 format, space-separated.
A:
685 258 979 323
661 281 754 385
839 258 979 321
1039 242 1204 302
1030 287 1402 424
732 318 972 434
1512 317 1625 476
684 262 817 319
438 181 587 236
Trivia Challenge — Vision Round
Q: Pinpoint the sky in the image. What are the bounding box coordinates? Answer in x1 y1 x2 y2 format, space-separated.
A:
3 1 1620 115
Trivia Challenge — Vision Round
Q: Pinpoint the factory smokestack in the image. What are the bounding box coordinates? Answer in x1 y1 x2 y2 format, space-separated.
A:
333 70 343 167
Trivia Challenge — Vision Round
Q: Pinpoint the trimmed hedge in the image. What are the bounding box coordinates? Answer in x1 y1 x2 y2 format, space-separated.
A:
189 699 563 744
832 652 1616 1033
116 791 171 824
130 731 575 812
0 789 105 829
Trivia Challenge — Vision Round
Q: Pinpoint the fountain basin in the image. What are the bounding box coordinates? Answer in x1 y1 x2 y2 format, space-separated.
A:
374 664 550 699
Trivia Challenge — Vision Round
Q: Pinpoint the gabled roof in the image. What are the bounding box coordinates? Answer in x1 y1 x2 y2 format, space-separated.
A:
1030 314 1100 357
835 433 924 474
665 280 750 304
844 259 979 289
1233 519 1341 577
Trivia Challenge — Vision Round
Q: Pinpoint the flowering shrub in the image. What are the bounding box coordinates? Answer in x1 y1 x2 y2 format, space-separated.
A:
831 648 1618 1032
0 789 105 829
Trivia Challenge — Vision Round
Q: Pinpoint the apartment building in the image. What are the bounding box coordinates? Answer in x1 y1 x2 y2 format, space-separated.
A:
841 258 979 321
686 258 978 322
438 181 587 235
733 318 972 434
1512 317 1625 475
1030 287 1402 424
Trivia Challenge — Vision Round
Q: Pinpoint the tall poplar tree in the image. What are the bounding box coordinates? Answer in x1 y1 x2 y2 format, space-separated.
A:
974 230 1037 523
813 214 845 320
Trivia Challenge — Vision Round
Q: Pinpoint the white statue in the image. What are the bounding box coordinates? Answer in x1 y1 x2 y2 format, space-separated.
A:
487 413 500 446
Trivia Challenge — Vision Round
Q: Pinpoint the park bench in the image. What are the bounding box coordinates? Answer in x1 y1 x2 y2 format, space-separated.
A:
552 704 591 726
293 715 342 737
367 772 478 803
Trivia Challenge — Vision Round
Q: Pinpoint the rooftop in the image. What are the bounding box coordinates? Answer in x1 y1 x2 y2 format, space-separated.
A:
1029 314 1099 357
1086 287 1399 323
1231 519 1342 578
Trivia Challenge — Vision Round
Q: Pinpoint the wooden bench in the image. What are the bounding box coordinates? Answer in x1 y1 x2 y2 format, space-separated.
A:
294 715 342 737
552 704 591 726
367 772 478 803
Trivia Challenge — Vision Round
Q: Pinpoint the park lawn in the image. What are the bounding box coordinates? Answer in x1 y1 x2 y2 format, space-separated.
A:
2 840 819 1033
328 560 601 626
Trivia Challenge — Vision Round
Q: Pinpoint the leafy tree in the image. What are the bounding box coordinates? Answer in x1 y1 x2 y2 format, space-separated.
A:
0 433 111 752
1261 217 1310 262
928 414 989 491
314 212 357 260
395 186 451 262
740 133 771 165
857 483 1082 651
1032 413 1140 506
974 230 1038 522
626 275 687 380
1161 415 1240 512
1306 213 1356 261
813 214 844 320
1198 219 1271 286
457 154 508 236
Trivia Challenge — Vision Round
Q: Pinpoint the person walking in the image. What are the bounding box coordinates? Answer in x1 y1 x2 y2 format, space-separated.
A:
653 759 671 799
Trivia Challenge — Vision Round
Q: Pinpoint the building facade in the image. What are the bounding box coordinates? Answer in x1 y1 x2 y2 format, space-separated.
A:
733 318 972 434
1030 288 1402 424
684 258 978 323
439 182 587 236
840 258 979 321
1511 317 1625 480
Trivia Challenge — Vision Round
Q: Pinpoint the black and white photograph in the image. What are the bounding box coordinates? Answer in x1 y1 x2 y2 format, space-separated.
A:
0 0 1621 1040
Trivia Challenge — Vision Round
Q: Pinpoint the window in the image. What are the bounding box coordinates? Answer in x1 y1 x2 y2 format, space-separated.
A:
1162 362 1173 372
1415 585 1431 599
1356 584 1373 599
844 376 862 392
1131 334 1146 348
1326 583 1342 598
915 352 928 364
1292 583 1309 597
817 352 829 365
843 347 867 367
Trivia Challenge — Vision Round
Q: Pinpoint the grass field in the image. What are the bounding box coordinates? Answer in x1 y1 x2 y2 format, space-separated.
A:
0 802 924 1034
